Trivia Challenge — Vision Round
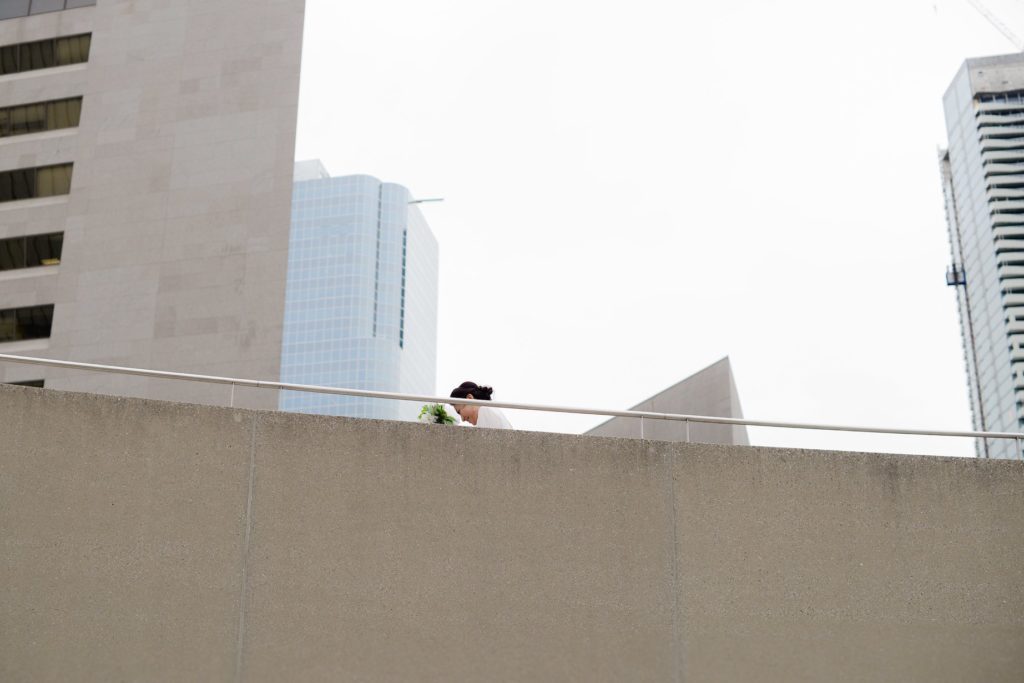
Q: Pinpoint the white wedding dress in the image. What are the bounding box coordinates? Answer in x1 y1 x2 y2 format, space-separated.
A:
474 406 513 430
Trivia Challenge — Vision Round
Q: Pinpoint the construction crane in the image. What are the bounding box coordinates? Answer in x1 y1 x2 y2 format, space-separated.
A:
964 0 1024 51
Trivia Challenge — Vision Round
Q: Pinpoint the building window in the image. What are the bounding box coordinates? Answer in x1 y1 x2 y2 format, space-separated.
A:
0 0 95 21
0 232 63 271
0 33 91 75
0 303 54 342
0 163 72 203
0 1 30 19
0 97 82 138
6 379 43 387
29 0 64 13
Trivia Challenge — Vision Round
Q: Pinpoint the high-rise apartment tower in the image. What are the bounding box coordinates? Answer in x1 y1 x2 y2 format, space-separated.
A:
941 53 1024 459
0 0 306 409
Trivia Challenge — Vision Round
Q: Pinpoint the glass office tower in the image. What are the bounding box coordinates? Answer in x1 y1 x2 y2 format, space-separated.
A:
280 161 439 420
941 54 1024 459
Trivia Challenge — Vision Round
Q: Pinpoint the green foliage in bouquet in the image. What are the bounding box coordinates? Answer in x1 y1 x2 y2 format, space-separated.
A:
418 403 456 425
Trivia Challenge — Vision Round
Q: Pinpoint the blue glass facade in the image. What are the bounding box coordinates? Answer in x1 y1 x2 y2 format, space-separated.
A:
279 163 438 420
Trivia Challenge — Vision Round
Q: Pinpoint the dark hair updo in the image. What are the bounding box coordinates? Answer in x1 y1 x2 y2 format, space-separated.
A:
450 381 493 401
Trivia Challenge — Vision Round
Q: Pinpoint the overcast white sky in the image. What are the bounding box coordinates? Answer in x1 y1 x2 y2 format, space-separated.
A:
294 0 1024 456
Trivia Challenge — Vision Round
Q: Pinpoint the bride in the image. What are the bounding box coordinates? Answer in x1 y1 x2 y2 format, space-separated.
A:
449 381 513 429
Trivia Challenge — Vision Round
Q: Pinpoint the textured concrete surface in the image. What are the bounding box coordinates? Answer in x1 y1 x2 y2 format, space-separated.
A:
2 384 1023 682
0 384 253 681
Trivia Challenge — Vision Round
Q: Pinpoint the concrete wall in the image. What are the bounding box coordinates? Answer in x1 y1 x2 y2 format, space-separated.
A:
2 384 1023 682
0 0 306 409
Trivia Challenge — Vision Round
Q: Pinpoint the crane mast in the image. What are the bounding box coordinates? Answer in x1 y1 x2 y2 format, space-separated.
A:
964 0 1024 51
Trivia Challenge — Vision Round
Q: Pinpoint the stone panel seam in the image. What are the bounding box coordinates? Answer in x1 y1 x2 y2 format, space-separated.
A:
664 445 685 683
233 413 258 683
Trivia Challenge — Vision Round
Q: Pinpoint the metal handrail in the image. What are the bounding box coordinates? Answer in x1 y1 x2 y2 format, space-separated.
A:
1 352 1022 442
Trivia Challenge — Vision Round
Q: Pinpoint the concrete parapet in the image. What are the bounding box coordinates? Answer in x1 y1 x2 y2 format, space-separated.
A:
1 384 1022 681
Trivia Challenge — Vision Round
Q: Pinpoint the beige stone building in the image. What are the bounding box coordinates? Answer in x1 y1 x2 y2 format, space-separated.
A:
586 356 749 445
0 0 306 409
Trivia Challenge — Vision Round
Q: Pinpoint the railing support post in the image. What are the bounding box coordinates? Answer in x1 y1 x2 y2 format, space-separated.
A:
684 419 690 443
229 382 236 408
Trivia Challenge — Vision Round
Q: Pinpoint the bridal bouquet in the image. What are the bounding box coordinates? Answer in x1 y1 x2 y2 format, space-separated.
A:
418 403 456 425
